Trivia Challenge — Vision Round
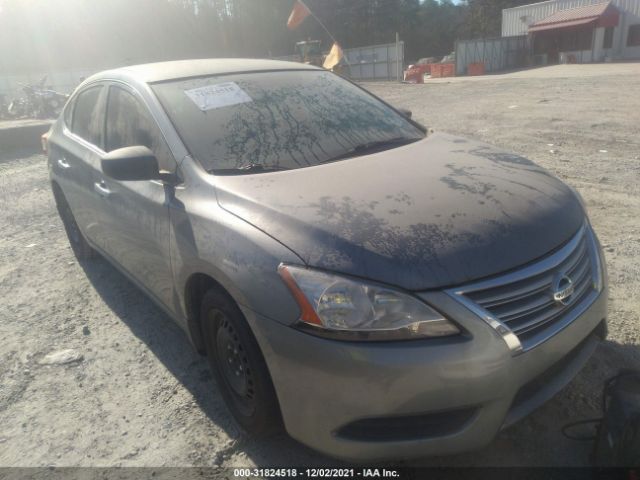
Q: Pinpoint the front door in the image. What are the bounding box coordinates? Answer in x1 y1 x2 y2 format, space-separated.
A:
96 83 177 312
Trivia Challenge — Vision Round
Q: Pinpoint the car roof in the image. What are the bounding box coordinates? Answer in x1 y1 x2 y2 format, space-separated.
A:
94 58 320 84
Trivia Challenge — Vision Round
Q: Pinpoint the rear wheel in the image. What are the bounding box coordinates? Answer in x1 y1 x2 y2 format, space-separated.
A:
52 186 95 260
201 289 281 436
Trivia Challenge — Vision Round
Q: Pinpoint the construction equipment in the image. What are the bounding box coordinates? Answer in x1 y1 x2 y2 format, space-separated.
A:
295 39 323 66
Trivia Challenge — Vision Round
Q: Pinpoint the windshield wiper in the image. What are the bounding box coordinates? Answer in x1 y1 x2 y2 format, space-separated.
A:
210 163 290 175
322 137 421 163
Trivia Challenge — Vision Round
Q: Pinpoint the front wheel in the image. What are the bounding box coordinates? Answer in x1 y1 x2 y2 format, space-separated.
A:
201 289 281 436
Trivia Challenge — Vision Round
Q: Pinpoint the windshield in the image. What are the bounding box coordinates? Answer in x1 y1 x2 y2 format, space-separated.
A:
152 70 425 173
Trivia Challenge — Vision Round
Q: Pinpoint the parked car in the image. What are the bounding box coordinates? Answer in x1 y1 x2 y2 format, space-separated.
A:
46 59 608 461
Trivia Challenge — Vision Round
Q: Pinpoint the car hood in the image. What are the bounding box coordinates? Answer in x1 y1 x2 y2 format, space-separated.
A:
214 132 584 290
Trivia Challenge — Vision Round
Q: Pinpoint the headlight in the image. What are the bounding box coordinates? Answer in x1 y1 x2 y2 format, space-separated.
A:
278 265 460 340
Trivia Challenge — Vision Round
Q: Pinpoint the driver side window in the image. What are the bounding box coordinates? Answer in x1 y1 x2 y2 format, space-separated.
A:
105 86 175 172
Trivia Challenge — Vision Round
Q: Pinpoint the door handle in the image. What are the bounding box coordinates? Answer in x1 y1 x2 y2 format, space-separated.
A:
57 158 70 169
94 180 111 197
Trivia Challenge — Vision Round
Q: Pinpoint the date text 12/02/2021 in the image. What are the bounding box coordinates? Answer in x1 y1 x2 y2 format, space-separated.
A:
233 468 400 478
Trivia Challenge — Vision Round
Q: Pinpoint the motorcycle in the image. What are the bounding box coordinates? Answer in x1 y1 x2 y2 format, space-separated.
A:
6 96 28 118
6 76 68 119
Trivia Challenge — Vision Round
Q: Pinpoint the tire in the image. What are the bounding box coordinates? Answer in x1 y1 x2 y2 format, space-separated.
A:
201 289 281 436
52 185 96 260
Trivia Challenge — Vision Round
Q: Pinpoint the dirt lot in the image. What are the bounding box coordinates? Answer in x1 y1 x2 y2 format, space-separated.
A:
1 63 639 468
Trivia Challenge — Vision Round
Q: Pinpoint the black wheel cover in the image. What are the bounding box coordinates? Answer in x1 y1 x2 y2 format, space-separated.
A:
209 309 256 417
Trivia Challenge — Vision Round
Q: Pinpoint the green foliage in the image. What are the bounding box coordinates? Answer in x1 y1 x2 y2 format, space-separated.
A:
300 0 467 59
463 0 536 38
0 0 527 73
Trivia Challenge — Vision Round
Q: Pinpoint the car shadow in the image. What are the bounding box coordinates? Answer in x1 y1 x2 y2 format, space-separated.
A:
77 255 339 467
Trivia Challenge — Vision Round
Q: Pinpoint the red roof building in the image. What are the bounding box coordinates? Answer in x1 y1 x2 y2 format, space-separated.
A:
502 0 640 63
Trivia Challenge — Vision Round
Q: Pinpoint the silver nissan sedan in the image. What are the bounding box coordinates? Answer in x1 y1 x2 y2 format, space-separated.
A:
46 59 608 461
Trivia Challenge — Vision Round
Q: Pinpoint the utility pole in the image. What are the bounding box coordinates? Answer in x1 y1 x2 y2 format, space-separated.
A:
396 32 401 82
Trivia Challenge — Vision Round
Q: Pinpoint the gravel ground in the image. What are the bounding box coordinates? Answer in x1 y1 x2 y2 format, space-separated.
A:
1 63 639 468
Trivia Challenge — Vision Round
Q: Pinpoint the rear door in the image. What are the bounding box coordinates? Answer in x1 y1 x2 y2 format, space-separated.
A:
49 84 106 247
96 83 177 311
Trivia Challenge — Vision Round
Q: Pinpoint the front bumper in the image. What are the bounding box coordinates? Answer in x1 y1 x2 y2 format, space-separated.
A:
243 280 607 462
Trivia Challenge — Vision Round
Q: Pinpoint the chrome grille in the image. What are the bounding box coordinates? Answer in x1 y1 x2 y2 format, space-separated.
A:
448 224 601 353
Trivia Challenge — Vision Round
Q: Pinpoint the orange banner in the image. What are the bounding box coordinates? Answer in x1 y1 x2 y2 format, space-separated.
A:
323 42 344 70
287 0 311 30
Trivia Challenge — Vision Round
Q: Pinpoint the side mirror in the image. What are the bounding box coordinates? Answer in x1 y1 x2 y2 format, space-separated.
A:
101 146 160 181
398 108 412 119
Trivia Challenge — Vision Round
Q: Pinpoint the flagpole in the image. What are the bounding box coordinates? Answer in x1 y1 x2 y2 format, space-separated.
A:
298 0 352 68
299 0 337 45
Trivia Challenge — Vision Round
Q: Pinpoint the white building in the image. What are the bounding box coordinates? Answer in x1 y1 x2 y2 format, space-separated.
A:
502 0 640 63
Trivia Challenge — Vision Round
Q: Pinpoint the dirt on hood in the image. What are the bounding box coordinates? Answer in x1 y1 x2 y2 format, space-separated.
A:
216 132 585 290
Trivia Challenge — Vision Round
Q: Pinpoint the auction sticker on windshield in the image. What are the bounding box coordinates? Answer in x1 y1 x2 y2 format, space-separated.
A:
184 82 252 111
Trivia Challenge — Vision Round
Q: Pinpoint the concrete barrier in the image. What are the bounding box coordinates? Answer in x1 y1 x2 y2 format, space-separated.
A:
0 119 52 158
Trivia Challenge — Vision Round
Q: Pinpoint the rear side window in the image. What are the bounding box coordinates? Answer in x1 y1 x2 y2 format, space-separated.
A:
71 86 104 147
105 86 174 171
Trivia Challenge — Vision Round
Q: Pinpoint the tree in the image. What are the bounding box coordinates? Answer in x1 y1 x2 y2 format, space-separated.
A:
463 0 534 38
0 0 524 74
